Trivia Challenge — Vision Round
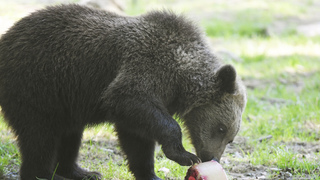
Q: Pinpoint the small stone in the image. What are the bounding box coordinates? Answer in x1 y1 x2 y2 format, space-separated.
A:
223 159 230 165
261 172 267 176
158 167 170 175
244 172 254 176
234 151 243 158
284 172 292 177
100 148 114 153
270 168 281 172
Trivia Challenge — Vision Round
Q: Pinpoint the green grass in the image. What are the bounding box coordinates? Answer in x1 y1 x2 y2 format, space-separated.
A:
1 0 320 179
202 9 273 38
247 143 320 179
0 116 20 179
228 32 320 178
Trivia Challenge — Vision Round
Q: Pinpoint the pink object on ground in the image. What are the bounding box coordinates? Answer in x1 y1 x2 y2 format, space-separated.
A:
185 160 228 180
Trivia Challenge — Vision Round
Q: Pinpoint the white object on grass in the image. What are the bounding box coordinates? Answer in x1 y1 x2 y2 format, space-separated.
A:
185 160 228 180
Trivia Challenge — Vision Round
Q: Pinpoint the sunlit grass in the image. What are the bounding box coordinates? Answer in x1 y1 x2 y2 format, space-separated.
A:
247 143 320 179
218 36 320 57
0 116 20 178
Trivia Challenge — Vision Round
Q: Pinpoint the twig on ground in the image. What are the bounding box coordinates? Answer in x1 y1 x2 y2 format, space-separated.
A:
258 135 273 143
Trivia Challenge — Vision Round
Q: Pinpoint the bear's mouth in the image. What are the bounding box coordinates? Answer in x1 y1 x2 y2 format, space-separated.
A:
198 151 220 163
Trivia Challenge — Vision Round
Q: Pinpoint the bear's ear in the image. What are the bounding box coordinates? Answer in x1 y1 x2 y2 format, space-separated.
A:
216 64 237 94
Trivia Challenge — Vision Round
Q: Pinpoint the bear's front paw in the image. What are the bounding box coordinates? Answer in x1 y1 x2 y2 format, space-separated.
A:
162 144 201 166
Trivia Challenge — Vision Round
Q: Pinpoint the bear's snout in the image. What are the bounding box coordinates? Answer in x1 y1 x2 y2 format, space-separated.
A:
198 151 220 163
198 148 225 163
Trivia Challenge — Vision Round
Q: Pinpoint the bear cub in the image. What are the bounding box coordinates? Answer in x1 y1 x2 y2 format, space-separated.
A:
0 4 246 180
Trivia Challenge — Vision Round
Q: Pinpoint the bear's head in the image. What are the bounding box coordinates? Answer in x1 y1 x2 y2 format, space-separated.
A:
183 64 247 162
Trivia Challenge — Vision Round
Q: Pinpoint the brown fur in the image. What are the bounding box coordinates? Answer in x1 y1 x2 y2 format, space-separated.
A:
0 4 246 180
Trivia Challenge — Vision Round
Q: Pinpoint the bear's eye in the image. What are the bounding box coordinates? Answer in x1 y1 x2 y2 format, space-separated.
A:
218 127 226 134
213 124 228 137
228 140 233 144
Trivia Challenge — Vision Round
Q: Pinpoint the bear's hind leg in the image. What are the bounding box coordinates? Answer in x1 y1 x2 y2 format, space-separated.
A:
55 129 101 180
116 126 162 180
17 128 61 180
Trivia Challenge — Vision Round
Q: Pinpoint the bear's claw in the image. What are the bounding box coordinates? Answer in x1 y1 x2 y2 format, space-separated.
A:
162 144 201 166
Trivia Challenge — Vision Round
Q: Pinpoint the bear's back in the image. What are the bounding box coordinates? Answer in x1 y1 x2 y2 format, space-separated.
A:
0 5 214 125
0 5 129 123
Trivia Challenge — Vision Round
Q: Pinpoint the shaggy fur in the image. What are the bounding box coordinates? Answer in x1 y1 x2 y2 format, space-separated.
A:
0 4 246 180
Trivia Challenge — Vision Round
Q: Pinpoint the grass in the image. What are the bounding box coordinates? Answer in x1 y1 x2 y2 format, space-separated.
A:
1 0 320 179
247 144 320 179
0 116 20 179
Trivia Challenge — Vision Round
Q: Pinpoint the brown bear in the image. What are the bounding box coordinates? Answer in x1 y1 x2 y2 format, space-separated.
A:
0 4 246 180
